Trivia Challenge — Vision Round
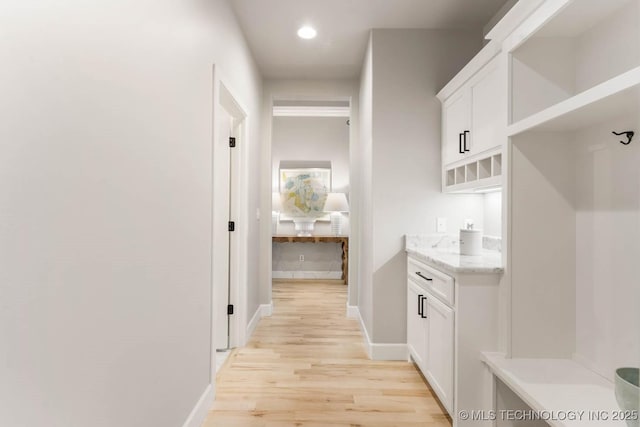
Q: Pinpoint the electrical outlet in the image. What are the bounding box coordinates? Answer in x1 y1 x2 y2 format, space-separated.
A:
299 254 304 262
436 217 447 233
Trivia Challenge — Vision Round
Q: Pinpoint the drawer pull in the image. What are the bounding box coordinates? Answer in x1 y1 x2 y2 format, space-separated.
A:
418 294 424 316
415 271 433 281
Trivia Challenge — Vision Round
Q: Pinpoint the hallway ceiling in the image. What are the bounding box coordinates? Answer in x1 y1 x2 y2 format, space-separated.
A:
229 0 509 79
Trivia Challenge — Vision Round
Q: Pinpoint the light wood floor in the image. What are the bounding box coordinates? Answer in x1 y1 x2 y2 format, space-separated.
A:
202 280 452 427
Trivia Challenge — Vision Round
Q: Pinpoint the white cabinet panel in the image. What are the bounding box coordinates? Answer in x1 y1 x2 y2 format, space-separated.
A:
424 294 455 414
443 90 471 165
407 280 427 369
470 59 503 155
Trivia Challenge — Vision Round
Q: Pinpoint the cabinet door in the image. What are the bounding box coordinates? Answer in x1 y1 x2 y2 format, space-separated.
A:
442 89 471 165
470 57 503 156
424 293 455 413
407 280 427 369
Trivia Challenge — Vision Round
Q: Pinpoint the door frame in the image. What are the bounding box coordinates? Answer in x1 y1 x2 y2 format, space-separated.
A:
211 70 249 381
261 81 360 319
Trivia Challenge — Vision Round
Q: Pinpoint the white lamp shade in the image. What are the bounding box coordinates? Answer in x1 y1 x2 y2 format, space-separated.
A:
324 193 349 212
272 192 282 212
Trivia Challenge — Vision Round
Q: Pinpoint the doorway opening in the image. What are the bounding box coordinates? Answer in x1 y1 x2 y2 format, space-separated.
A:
270 99 351 289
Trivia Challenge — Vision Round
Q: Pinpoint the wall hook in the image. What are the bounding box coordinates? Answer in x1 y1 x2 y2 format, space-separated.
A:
612 130 634 145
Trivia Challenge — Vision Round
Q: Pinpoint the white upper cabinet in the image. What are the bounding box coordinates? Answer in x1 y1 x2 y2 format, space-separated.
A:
439 49 505 193
436 0 547 193
442 56 503 166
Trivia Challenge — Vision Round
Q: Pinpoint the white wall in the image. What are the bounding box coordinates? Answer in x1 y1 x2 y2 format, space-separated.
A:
357 29 483 345
0 1 262 426
260 80 360 307
272 117 350 193
271 117 349 278
574 116 639 381
483 192 503 237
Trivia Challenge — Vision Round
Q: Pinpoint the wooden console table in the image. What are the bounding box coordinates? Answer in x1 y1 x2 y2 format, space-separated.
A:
272 235 349 284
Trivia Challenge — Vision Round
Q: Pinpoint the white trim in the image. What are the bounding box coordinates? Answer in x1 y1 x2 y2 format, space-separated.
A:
354 306 372 359
261 302 273 317
346 303 359 319
272 105 350 117
353 305 408 361
246 306 261 339
370 343 408 361
272 271 343 280
181 384 214 427
246 302 274 342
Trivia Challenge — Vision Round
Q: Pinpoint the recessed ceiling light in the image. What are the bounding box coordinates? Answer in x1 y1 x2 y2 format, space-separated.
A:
297 26 317 40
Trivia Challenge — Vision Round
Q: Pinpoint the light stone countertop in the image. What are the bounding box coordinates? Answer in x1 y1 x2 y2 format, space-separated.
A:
405 234 504 275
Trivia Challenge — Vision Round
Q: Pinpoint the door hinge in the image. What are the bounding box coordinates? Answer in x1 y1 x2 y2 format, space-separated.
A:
229 137 236 148
228 221 235 232
227 304 234 315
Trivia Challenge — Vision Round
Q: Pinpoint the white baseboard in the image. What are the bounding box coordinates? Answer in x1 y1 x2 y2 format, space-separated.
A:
246 302 274 342
246 306 261 339
370 343 408 360
272 271 342 280
353 305 407 361
346 303 359 319
261 302 273 317
353 306 372 359
181 384 214 427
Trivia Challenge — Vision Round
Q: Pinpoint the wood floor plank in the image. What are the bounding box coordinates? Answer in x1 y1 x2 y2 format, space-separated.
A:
203 281 451 427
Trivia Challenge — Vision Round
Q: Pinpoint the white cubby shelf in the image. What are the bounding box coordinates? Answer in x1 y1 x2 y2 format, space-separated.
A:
443 151 502 193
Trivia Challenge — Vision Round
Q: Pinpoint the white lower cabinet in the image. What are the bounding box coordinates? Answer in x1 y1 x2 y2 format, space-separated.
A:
406 268 455 414
407 255 501 427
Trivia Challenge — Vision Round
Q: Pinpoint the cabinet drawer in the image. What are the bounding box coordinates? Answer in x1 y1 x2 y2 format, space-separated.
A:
407 258 454 306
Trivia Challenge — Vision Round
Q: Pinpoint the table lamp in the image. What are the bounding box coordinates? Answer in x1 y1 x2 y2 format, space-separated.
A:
324 193 349 236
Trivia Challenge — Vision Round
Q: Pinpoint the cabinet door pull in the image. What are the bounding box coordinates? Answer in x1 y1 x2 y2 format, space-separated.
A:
418 294 424 316
458 132 464 154
415 271 433 282
420 296 428 319
463 130 470 152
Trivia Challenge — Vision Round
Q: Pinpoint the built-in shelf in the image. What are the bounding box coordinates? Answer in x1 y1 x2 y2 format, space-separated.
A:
444 150 502 193
510 0 640 125
482 353 626 427
455 166 465 185
508 67 640 136
478 157 491 179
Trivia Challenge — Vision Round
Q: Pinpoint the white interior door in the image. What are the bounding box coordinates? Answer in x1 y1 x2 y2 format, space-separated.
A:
214 108 233 350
